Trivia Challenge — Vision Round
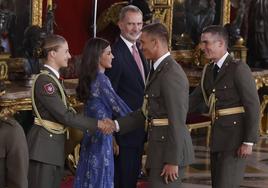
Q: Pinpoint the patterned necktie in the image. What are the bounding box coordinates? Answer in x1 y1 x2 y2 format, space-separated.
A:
213 64 219 80
132 44 145 82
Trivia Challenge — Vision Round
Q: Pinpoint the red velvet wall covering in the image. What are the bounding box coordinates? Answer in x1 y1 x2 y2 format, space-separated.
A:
44 0 119 55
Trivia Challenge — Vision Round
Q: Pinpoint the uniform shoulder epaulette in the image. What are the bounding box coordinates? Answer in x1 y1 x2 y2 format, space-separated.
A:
233 59 243 64
36 71 58 86
0 116 18 126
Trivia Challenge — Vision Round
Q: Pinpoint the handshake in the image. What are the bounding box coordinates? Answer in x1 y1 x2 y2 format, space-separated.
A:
97 119 117 134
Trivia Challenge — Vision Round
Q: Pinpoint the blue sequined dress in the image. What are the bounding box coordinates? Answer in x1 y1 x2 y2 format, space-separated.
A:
74 72 131 188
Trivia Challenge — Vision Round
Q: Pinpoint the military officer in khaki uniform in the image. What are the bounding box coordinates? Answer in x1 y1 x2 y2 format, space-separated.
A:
118 23 195 188
0 117 29 188
0 81 29 188
27 34 115 188
189 25 260 188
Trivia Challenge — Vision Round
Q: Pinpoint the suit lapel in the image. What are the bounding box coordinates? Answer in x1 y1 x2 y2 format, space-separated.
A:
214 55 232 84
206 63 214 86
204 63 216 93
146 56 170 89
119 38 146 86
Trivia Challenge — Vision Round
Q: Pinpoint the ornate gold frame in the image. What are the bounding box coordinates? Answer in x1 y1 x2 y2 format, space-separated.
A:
222 0 231 25
31 0 53 26
148 0 231 49
31 0 43 26
149 0 173 46
31 0 231 37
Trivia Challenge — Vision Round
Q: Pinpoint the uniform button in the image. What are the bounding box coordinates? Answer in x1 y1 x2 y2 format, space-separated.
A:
212 89 216 92
224 86 227 89
4 117 7 120
233 121 237 125
145 94 148 98
161 136 165 139
49 134 53 138
215 116 218 120
152 94 154 97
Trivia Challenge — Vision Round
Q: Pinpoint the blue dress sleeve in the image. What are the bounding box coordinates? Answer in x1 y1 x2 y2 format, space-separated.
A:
98 73 132 118
84 73 132 120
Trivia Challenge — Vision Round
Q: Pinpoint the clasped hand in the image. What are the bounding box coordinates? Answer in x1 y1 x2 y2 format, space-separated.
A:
97 118 116 134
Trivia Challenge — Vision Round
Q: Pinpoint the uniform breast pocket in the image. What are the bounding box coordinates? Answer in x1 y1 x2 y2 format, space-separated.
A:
150 127 168 142
148 90 162 112
216 84 238 101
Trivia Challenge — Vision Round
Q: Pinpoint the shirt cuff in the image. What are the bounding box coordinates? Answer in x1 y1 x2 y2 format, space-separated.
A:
114 120 120 132
243 142 253 146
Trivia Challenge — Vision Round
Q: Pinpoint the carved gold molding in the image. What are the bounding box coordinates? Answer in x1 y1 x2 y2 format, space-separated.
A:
0 61 8 80
222 0 231 25
97 1 128 32
31 0 43 26
149 0 231 46
0 98 32 117
0 95 82 118
149 0 173 47
260 95 268 135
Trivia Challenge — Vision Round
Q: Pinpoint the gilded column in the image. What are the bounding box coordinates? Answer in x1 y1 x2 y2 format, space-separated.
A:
149 0 174 48
47 0 53 9
31 0 43 27
222 0 231 25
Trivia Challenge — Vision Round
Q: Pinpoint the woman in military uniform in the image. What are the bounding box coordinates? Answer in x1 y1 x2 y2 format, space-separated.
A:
27 34 115 188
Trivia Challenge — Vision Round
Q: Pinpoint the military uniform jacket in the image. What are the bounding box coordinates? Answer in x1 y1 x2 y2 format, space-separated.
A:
27 67 98 167
0 117 28 188
189 55 260 152
145 55 194 169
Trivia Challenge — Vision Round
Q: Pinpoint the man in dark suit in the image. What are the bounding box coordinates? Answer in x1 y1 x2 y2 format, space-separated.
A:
0 80 28 188
105 5 149 188
118 22 194 188
189 25 260 188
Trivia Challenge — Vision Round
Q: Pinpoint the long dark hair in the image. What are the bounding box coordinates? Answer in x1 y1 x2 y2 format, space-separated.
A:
76 37 110 102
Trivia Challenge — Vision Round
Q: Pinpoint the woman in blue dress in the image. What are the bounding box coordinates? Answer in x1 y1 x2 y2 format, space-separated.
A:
74 38 131 188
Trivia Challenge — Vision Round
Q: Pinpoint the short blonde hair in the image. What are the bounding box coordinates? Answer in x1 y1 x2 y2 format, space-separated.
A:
40 34 67 58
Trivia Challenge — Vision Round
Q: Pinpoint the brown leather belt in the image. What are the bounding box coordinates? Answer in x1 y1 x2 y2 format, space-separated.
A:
215 106 245 117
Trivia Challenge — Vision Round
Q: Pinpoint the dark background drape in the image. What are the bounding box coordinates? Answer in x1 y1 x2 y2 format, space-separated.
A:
47 0 119 55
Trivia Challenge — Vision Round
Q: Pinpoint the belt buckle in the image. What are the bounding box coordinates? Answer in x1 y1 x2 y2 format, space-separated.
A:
145 117 152 131
215 110 219 117
148 117 153 128
214 110 220 121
